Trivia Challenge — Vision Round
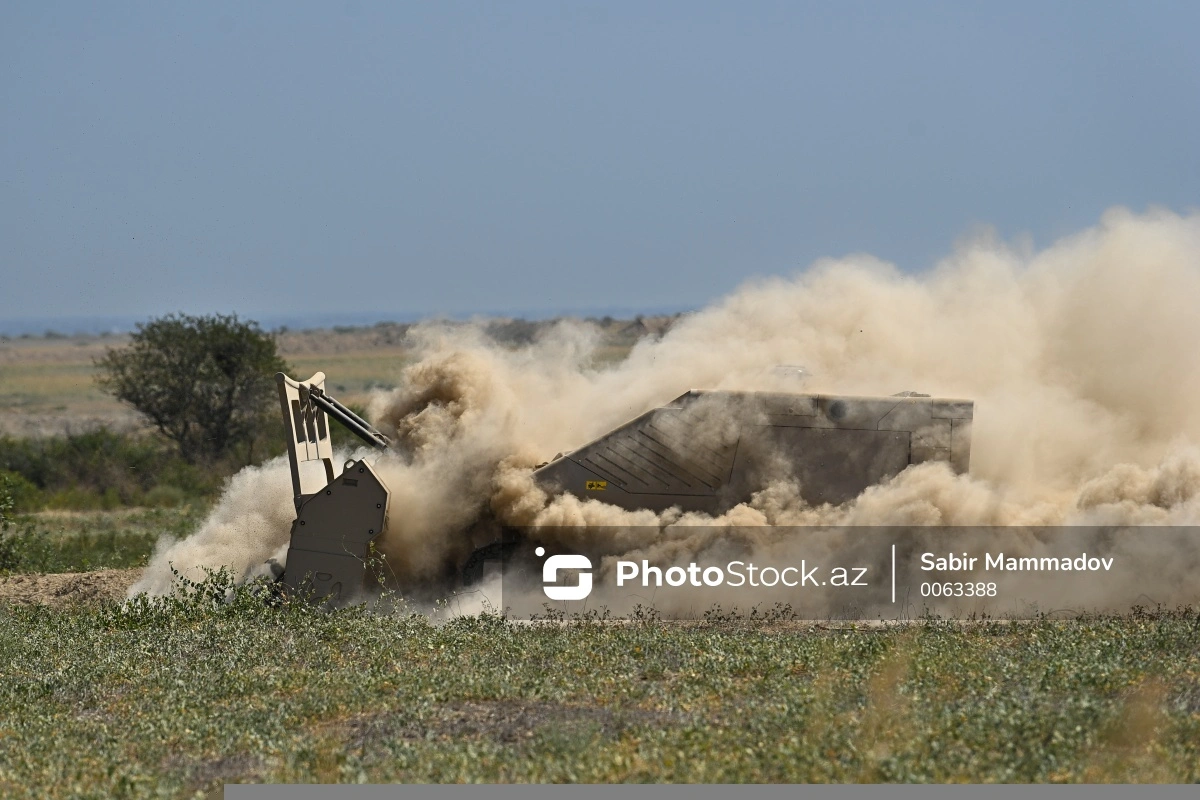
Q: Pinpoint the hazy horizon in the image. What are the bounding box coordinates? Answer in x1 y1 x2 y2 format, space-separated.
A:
0 305 691 338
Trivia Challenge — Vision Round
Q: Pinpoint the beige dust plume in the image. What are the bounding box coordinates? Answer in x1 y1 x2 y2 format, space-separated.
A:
132 207 1200 598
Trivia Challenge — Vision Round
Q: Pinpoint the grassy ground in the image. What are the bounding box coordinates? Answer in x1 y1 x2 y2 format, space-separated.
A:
0 507 205 575
0 576 1197 796
0 336 140 436
0 358 116 417
4 324 1193 793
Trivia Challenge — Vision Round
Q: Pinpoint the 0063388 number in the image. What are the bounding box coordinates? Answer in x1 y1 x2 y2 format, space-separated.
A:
921 582 997 597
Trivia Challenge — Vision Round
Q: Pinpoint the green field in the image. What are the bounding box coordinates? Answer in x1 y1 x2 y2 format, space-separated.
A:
3 324 1197 793
0 359 114 415
0 332 414 435
0 573 1198 796
0 507 205 575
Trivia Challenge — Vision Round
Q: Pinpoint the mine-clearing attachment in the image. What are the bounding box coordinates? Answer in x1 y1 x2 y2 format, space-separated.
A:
276 371 392 602
275 371 974 602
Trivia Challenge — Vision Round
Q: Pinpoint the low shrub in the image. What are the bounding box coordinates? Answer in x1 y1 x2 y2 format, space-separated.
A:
0 473 13 527
0 470 40 513
0 428 278 511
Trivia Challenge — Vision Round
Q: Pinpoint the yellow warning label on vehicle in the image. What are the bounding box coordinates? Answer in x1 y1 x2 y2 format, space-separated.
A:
585 480 607 491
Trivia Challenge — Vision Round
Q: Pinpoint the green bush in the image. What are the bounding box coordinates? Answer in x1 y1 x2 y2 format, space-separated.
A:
41 486 124 512
0 473 13 529
95 312 290 464
0 470 39 514
0 428 250 511
143 485 187 508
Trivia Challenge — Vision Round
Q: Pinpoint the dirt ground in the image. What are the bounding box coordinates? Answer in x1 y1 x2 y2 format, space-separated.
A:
0 568 141 607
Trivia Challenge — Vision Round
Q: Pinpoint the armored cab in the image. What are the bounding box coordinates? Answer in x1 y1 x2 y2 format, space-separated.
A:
531 390 972 513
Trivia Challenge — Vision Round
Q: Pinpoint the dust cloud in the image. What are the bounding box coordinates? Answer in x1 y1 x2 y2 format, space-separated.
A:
130 207 1200 602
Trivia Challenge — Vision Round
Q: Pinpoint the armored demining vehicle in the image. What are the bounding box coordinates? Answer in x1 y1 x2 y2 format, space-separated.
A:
273 371 973 601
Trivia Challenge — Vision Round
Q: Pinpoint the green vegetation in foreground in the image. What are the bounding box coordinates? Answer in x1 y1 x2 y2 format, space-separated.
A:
0 506 206 574
1 576 1198 796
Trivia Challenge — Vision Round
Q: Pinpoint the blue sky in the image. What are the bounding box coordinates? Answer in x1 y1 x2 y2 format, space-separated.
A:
2 1 1198 327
